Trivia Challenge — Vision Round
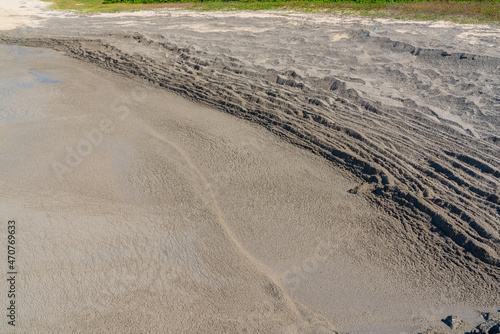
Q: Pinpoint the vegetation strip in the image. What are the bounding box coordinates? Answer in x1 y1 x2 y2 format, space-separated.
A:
43 0 499 24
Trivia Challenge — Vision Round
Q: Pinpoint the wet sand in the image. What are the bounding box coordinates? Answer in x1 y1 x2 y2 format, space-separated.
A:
0 1 499 333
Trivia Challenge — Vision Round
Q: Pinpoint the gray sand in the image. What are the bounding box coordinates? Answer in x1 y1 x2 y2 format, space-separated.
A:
0 2 499 333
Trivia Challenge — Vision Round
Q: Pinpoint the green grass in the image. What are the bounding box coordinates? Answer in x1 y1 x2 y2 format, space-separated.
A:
42 0 499 24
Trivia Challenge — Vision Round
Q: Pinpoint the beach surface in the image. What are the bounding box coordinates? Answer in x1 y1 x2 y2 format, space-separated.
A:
0 1 499 333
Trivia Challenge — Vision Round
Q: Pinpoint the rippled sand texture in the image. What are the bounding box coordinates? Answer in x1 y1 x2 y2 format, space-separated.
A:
0 4 499 334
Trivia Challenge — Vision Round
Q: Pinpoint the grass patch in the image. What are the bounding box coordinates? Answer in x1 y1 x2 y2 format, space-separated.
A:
42 0 499 24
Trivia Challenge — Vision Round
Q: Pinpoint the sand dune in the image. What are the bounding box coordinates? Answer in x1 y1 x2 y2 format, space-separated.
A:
0 3 499 334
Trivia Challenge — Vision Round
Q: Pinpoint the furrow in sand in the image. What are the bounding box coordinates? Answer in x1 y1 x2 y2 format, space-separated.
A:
1 31 497 289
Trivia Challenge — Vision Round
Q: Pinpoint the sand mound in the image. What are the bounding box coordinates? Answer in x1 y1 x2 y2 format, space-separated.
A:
3 31 497 270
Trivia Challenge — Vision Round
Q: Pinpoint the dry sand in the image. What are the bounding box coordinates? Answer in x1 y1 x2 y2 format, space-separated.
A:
0 1 499 333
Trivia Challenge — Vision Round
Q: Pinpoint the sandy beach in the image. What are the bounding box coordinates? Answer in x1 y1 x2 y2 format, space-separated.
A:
0 1 499 333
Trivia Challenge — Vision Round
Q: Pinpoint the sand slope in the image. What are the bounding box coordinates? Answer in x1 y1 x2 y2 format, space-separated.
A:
0 5 499 334
1 44 345 333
